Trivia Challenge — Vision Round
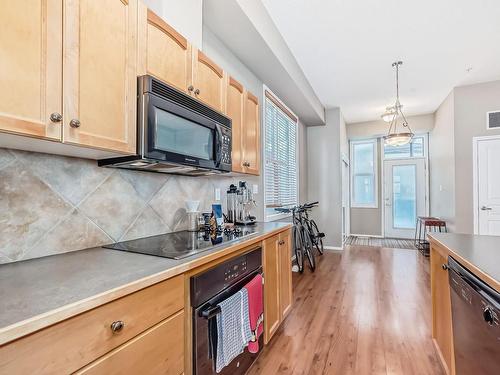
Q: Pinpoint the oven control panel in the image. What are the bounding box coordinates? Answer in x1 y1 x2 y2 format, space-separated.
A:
224 257 248 281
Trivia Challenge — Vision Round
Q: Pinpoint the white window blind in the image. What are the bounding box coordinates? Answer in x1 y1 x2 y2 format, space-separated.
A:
264 91 298 218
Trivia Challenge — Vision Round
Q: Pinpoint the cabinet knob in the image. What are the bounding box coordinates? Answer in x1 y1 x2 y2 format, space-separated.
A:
188 85 194 92
50 112 63 123
442 264 448 271
69 119 81 128
483 307 495 325
194 88 200 95
278 240 285 245
243 161 250 167
110 320 125 333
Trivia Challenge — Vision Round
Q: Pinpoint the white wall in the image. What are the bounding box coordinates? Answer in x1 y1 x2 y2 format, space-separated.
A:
453 80 500 233
307 108 346 248
429 80 500 234
142 0 203 47
429 91 455 231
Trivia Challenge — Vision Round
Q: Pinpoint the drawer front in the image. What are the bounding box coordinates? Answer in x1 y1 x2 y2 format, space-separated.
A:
0 275 184 374
76 310 184 375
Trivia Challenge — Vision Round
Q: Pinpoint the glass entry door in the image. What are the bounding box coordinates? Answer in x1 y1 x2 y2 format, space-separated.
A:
384 158 426 238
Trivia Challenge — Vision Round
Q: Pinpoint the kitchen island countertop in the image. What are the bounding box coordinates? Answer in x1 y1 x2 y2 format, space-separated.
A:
428 232 500 292
0 221 291 345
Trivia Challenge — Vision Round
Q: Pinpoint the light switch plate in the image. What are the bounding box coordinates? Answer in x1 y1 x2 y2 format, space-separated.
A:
215 188 221 201
252 184 259 194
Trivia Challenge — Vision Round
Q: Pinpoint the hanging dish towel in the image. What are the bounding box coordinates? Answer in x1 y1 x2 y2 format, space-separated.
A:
215 289 253 373
244 274 264 353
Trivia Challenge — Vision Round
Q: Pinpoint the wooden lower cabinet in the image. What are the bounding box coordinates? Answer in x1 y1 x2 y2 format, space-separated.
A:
263 229 293 344
76 310 184 375
430 243 455 375
263 234 281 343
0 275 184 375
279 230 293 319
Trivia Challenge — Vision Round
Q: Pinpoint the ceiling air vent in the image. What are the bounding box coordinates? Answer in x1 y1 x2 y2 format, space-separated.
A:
487 110 500 129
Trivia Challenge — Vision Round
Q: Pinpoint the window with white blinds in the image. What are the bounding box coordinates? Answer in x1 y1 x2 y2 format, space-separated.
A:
264 90 298 219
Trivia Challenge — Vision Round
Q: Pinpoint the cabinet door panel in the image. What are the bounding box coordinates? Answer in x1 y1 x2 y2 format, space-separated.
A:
279 230 293 319
226 77 244 173
431 246 455 374
242 91 260 175
64 0 137 154
193 50 225 112
143 8 192 93
0 0 62 140
263 235 280 344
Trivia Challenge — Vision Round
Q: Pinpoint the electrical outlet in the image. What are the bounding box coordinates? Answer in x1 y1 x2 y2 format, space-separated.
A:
215 188 221 201
252 184 259 194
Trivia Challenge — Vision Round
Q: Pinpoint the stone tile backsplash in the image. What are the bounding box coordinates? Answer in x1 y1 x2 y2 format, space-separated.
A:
0 148 258 263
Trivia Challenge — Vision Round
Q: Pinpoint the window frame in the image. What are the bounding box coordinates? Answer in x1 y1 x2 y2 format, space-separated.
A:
350 139 379 209
382 134 428 160
263 85 300 222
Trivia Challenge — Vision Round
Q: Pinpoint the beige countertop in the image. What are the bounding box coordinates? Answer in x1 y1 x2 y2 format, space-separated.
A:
429 232 500 292
0 222 291 345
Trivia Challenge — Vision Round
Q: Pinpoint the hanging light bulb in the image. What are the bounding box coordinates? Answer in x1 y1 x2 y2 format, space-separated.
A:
383 61 414 146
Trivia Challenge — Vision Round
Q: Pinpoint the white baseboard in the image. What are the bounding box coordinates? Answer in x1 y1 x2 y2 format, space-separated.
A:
349 233 384 238
324 245 343 251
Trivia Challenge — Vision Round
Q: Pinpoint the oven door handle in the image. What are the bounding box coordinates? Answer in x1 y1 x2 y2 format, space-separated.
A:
200 305 221 320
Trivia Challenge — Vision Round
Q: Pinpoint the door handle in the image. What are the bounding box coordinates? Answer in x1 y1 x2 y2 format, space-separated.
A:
481 206 493 211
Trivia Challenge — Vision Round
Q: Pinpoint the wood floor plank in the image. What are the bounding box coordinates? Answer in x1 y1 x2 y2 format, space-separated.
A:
247 245 444 375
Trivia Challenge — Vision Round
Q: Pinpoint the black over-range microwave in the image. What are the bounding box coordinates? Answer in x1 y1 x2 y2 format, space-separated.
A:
99 75 232 176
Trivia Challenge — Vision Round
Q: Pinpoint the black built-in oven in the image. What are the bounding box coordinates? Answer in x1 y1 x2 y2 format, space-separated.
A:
98 75 231 176
190 247 263 375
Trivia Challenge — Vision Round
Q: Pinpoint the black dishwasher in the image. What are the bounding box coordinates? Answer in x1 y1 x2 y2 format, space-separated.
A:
448 256 500 375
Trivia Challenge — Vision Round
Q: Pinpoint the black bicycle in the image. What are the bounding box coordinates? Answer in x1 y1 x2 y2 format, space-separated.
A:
301 202 324 255
275 202 324 273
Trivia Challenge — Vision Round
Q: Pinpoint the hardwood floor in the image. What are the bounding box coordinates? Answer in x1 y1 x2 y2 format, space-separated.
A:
248 245 444 375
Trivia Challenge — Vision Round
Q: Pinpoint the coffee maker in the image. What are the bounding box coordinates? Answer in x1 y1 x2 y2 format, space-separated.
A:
226 181 256 225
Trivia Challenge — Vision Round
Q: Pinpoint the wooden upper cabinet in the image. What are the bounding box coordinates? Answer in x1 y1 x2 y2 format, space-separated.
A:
192 49 226 112
0 0 62 140
63 0 137 154
139 6 192 93
226 77 245 173
242 91 260 175
279 230 293 319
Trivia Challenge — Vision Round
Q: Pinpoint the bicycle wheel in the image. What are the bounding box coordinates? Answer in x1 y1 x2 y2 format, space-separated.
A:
310 220 324 255
293 225 304 273
301 226 316 272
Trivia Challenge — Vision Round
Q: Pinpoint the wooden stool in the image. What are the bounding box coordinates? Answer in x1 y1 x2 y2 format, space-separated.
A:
414 216 447 256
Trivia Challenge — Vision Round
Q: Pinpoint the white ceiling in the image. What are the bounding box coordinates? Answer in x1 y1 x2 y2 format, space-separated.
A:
261 0 500 123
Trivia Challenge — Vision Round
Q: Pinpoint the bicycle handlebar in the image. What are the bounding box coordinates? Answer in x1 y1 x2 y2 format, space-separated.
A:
273 201 319 213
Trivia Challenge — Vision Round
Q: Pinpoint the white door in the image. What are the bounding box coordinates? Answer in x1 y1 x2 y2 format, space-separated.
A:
477 138 500 235
384 159 426 238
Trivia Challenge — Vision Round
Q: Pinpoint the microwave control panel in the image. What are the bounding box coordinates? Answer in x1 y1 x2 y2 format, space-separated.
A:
220 126 232 166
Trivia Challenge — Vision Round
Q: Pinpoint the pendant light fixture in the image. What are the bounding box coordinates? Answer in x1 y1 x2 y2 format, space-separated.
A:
383 61 414 146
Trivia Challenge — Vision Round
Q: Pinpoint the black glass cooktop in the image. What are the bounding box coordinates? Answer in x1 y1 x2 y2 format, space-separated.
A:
103 227 258 260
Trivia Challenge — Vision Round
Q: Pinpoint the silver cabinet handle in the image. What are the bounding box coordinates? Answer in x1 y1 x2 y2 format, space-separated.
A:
442 264 448 271
50 112 63 123
188 85 194 92
110 320 125 333
481 206 492 211
194 88 200 95
69 119 80 128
